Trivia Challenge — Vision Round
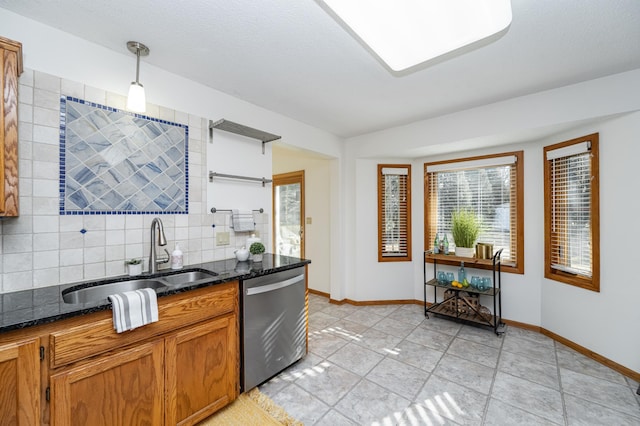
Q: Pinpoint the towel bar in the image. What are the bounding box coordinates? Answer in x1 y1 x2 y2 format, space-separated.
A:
211 207 264 214
209 171 273 186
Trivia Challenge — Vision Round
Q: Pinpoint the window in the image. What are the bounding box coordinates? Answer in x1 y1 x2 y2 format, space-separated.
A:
378 164 412 262
424 151 524 273
544 134 599 291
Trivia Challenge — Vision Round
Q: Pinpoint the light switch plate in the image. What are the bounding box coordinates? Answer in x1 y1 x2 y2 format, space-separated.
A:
306 217 312 224
216 231 230 245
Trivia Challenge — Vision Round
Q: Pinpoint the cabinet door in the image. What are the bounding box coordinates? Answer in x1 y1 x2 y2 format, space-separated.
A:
50 340 164 426
0 338 40 425
165 314 238 426
0 36 22 217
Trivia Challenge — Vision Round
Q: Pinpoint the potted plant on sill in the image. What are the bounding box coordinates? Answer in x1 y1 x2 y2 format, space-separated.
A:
249 242 265 262
451 209 480 258
126 258 143 276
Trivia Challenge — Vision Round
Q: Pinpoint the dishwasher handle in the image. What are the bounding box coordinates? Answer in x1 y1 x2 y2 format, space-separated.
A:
245 274 305 296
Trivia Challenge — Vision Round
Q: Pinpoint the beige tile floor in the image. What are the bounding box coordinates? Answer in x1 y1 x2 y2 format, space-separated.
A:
259 294 640 425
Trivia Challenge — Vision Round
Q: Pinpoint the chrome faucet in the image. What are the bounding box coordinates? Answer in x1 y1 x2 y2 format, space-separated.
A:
149 217 170 274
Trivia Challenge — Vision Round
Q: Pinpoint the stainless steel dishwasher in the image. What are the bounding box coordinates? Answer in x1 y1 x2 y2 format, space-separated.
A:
241 267 306 391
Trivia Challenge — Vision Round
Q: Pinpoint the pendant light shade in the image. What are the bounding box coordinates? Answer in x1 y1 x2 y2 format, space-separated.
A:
127 82 146 113
126 41 149 113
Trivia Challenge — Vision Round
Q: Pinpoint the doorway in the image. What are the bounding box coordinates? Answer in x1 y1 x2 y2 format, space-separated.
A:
273 170 305 258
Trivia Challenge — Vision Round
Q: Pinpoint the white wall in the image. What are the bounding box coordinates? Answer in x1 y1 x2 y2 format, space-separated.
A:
351 159 416 301
342 73 640 373
273 145 333 294
539 112 640 375
208 130 273 214
414 115 640 374
0 10 343 158
0 10 343 292
346 69 640 158
2 6 639 374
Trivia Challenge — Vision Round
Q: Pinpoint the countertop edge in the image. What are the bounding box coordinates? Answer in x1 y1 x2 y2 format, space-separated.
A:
0 255 310 333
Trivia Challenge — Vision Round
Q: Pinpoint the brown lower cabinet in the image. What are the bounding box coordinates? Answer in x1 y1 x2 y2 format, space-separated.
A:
50 340 165 426
0 338 40 425
165 314 237 426
0 281 239 426
50 314 236 426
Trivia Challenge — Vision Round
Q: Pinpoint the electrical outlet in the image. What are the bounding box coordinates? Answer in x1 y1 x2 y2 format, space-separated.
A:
216 231 230 245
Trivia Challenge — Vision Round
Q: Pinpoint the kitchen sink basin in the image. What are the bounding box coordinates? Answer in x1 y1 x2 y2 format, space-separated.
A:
62 279 167 304
62 269 219 304
159 270 218 286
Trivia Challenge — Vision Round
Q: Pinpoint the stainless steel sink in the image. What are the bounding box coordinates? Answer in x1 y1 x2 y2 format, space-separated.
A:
159 270 218 286
62 279 167 304
62 268 219 304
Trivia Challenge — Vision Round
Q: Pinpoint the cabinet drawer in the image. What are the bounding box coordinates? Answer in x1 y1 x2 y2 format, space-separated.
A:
49 282 238 369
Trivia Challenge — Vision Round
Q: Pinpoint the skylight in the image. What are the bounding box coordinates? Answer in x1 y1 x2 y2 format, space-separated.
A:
319 0 512 72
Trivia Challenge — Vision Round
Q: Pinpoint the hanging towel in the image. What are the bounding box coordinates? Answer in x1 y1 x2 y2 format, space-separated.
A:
231 209 255 232
108 288 159 333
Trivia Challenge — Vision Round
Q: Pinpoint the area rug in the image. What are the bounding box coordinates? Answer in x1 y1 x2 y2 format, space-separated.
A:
197 388 302 426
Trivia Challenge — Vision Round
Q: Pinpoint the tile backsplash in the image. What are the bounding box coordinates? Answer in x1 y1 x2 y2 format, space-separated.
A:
0 69 268 293
60 96 189 214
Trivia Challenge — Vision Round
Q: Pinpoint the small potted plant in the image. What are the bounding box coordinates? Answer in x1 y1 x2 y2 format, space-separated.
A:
451 209 480 257
126 258 143 276
249 242 265 262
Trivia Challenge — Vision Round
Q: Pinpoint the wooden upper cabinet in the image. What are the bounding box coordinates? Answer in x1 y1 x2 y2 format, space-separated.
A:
0 36 22 217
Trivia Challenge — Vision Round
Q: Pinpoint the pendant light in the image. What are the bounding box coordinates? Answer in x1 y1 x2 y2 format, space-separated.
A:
126 41 149 113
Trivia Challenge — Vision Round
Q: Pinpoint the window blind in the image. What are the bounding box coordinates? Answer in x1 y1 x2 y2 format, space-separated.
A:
546 141 590 161
379 165 411 259
426 155 517 173
548 149 593 277
426 159 517 263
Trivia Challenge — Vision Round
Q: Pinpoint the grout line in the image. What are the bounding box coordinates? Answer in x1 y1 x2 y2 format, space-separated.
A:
305 294 640 425
555 339 570 426
480 322 506 424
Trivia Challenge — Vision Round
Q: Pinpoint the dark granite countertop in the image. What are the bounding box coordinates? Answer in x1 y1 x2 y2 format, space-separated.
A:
0 254 310 333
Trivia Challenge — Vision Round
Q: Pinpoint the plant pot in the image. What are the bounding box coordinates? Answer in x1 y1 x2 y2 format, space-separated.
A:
252 253 263 263
455 247 475 258
127 263 142 276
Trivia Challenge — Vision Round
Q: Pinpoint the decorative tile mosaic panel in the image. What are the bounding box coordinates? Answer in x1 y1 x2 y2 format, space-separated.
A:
59 97 188 214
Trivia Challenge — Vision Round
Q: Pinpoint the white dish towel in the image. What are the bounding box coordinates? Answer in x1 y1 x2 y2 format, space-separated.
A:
108 288 159 333
231 209 255 232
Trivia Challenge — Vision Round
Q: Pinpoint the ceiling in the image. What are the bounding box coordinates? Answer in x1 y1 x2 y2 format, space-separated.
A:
1 0 639 139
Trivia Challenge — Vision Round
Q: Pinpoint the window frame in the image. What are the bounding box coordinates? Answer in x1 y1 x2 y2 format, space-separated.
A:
377 164 412 262
424 151 524 274
543 133 600 291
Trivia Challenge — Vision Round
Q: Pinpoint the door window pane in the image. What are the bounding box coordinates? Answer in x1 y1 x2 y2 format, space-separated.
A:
275 183 301 257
